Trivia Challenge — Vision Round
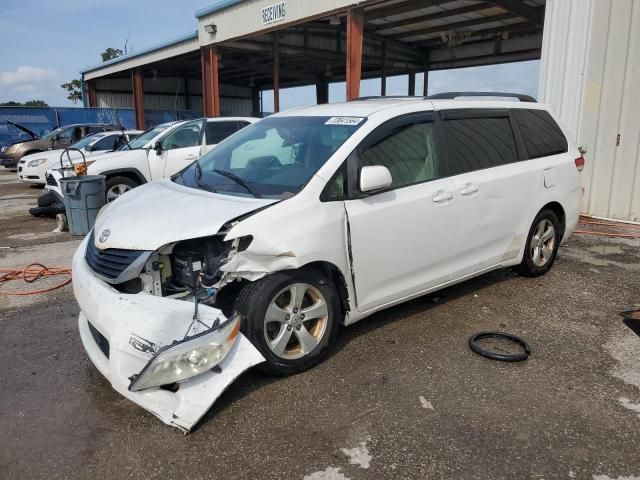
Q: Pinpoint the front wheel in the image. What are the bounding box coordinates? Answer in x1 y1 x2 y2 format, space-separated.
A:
105 176 138 203
516 209 561 277
235 270 340 376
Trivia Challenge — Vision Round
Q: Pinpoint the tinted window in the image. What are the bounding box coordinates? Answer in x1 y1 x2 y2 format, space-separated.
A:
358 122 439 190
513 109 568 158
86 126 105 134
161 121 203 150
92 135 118 151
205 121 242 145
444 117 518 175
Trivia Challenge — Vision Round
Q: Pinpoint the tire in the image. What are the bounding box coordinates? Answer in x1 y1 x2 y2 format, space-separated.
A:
516 209 561 277
105 176 138 202
235 269 340 376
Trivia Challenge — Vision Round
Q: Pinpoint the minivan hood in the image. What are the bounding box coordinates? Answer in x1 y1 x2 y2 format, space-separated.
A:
94 179 277 250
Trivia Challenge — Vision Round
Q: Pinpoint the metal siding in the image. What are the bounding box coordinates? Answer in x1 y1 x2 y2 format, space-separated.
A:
539 0 640 222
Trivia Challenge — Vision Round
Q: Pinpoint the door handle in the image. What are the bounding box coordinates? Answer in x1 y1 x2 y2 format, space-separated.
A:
432 190 454 203
185 155 198 161
459 183 479 196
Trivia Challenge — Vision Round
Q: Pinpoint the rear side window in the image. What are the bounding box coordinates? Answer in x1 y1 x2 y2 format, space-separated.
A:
92 135 118 151
512 109 568 158
206 121 242 145
443 117 518 175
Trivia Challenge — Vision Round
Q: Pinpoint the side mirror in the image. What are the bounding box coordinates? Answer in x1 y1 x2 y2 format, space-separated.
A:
359 165 392 193
153 141 163 155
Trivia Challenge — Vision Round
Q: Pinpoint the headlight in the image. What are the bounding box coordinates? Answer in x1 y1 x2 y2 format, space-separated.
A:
128 315 240 392
27 158 47 168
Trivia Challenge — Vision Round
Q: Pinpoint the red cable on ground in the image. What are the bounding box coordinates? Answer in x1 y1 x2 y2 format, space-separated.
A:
0 264 72 296
574 216 640 239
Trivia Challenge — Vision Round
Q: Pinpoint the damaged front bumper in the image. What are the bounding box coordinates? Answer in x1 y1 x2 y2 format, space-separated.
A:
73 237 265 432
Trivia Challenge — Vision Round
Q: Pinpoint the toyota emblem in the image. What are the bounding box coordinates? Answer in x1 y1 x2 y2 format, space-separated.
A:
99 229 111 243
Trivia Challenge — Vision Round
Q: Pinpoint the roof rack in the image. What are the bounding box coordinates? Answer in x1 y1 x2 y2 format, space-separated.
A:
427 92 537 102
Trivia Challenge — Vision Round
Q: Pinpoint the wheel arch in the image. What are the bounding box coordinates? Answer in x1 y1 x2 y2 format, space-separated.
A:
538 201 566 240
102 168 147 185
297 261 351 320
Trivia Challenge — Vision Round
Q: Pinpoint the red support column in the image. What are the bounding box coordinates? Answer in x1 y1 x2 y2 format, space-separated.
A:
87 80 97 107
346 7 364 101
131 69 145 130
273 34 280 113
201 45 221 117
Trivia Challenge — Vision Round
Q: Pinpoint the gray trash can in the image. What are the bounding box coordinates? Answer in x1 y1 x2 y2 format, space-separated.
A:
60 175 106 236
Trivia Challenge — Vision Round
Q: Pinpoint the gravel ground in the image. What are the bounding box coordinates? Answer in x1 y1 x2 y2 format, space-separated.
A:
1 170 639 480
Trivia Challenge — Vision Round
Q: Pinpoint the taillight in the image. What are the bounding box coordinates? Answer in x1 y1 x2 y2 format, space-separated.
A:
575 155 585 172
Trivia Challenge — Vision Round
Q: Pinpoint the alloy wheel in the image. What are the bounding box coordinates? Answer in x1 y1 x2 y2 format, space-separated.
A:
530 219 555 267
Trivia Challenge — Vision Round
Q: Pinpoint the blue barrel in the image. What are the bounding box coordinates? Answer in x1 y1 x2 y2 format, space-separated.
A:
59 175 106 236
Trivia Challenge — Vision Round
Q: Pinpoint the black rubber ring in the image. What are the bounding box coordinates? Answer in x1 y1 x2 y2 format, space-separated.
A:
468 331 531 362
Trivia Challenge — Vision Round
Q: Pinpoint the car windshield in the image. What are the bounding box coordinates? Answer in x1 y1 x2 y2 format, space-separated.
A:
173 116 364 199
120 124 171 150
41 127 64 141
71 133 103 149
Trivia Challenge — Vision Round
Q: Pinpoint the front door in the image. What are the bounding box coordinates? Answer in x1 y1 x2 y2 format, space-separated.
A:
149 120 204 179
343 113 458 312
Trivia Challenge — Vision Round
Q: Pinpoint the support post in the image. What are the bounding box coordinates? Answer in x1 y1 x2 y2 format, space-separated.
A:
381 42 387 96
201 45 221 117
183 78 190 110
252 87 260 117
87 80 97 108
423 63 430 97
346 7 364 101
408 72 416 96
131 68 145 130
316 75 329 104
273 34 280 113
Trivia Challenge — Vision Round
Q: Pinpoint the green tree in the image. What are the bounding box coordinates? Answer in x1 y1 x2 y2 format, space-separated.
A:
101 47 123 62
0 100 48 107
61 79 82 104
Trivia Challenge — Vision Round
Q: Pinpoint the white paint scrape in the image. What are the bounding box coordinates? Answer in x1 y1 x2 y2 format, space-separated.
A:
619 397 640 418
593 475 640 480
303 467 350 480
604 331 640 390
419 395 434 410
341 438 372 469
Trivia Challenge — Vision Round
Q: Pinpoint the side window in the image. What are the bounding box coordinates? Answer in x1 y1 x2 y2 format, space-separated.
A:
161 121 203 150
443 117 518 175
205 121 242 145
358 121 439 190
512 109 568 158
86 126 104 135
320 163 347 201
92 135 118 151
57 127 74 140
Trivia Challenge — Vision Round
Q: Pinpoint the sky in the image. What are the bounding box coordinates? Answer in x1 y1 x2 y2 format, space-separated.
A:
0 0 539 108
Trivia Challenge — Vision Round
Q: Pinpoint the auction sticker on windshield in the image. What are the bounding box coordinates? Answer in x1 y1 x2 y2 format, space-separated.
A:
325 117 365 126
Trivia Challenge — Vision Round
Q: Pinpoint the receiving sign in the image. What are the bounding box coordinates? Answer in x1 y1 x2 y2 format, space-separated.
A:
261 2 286 25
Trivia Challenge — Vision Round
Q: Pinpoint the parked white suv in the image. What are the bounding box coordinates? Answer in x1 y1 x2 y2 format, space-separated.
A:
18 130 141 185
72 94 582 430
46 117 257 202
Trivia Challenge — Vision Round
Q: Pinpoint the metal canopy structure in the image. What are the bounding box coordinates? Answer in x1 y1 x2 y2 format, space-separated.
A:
81 0 546 127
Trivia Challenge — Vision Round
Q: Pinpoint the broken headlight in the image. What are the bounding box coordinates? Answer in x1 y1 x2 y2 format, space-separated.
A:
128 316 240 392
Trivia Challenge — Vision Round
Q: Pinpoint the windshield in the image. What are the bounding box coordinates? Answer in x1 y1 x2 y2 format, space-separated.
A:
174 116 365 199
120 124 171 150
71 133 102 149
41 127 64 141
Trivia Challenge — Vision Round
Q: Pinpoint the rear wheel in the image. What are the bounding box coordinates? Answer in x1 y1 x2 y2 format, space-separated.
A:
517 209 561 277
235 270 340 376
105 176 138 202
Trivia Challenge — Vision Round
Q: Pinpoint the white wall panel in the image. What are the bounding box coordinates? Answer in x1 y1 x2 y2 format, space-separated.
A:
540 0 640 222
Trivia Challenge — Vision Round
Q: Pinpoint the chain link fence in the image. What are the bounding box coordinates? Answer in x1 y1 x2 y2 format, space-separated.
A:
0 107 201 148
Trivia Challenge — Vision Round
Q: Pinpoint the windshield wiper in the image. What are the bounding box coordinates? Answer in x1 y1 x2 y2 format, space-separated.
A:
193 162 216 192
213 169 261 198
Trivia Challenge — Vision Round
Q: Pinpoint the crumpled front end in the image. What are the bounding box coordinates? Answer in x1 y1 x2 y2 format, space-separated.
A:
73 236 265 432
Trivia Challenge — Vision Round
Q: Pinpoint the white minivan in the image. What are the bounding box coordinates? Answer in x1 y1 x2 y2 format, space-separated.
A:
73 94 582 430
46 117 257 202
